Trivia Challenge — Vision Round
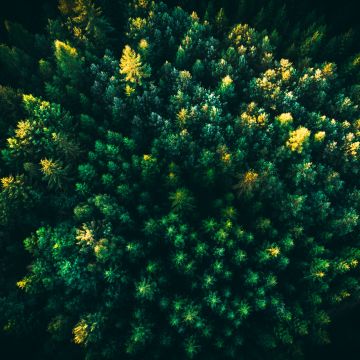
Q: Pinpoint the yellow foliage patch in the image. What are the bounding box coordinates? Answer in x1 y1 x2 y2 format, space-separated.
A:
287 127 311 153
73 319 89 345
266 247 280 257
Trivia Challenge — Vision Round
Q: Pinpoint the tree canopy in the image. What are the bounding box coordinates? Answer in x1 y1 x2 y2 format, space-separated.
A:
0 0 359 359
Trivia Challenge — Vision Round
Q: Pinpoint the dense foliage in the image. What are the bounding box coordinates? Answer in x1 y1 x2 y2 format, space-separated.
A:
0 1 359 359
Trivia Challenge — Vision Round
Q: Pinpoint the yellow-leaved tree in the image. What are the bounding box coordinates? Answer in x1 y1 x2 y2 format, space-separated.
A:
119 45 150 94
54 40 82 79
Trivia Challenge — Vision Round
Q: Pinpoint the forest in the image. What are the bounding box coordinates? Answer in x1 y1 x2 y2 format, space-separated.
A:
0 0 359 359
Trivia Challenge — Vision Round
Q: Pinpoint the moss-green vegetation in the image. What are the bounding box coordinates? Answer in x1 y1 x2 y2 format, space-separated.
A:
0 1 359 359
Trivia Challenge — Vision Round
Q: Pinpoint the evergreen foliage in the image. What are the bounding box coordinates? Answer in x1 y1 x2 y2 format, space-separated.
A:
0 0 359 359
